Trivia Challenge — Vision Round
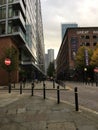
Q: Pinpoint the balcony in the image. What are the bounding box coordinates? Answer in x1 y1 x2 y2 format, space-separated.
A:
8 10 26 31
9 0 26 18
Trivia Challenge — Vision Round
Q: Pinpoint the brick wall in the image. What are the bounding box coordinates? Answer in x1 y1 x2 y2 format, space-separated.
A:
0 37 19 85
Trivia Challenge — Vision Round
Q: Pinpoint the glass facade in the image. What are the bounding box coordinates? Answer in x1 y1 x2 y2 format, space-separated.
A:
0 0 45 73
61 23 78 40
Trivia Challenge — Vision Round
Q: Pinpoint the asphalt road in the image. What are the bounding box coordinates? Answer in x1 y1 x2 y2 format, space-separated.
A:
34 81 98 113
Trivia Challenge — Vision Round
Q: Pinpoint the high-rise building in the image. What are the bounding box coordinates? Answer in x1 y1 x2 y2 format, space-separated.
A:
0 0 45 85
61 23 78 40
48 49 54 64
45 49 54 74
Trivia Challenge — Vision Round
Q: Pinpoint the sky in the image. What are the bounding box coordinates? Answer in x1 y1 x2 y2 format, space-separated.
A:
41 0 98 58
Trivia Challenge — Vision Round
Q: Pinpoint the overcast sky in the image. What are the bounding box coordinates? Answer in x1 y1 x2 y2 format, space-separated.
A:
41 0 98 58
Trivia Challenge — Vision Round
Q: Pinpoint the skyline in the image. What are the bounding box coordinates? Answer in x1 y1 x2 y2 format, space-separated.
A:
41 0 98 58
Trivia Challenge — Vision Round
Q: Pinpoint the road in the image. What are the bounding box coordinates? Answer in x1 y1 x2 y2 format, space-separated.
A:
34 81 98 113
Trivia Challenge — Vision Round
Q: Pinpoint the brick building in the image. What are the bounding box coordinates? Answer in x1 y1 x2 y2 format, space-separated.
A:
56 27 98 80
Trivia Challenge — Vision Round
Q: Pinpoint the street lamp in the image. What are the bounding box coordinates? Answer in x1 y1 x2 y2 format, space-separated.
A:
84 67 87 85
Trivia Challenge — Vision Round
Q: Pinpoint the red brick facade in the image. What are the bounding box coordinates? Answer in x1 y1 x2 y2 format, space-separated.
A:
0 37 19 85
56 27 98 80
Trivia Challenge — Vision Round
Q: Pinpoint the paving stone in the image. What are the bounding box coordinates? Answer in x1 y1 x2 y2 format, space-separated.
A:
7 109 17 115
79 125 98 130
17 108 26 114
47 121 76 130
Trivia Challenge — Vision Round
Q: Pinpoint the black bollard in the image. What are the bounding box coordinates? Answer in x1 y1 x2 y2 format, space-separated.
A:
43 83 46 99
20 82 22 94
57 86 60 104
31 82 34 96
53 79 55 88
13 82 15 88
8 83 11 93
74 87 79 111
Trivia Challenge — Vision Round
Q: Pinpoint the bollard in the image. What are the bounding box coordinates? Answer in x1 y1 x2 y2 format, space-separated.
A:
53 79 55 88
31 82 34 96
20 82 22 94
74 87 79 111
57 86 60 104
13 82 15 88
43 83 46 99
8 84 11 93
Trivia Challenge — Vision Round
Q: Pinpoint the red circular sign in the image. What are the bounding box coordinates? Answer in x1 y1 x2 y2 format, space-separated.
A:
5 58 11 66
94 68 98 73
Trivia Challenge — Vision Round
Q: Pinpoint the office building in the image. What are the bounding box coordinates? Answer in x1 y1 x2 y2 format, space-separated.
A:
57 27 98 80
48 49 54 64
0 0 45 85
45 49 54 74
61 23 78 40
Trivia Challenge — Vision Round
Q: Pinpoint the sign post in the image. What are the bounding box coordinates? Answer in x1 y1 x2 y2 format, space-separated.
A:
4 58 11 93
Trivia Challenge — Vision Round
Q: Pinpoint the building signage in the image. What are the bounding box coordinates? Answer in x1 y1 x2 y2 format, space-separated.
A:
77 31 89 34
84 49 89 66
93 31 98 34
70 37 78 60
77 30 98 34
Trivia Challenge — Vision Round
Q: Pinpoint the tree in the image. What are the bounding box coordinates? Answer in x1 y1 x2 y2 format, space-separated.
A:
75 46 93 68
47 62 55 78
0 46 19 84
90 44 98 67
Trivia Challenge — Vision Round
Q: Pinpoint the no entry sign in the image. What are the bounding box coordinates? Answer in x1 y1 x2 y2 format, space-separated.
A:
94 68 98 73
4 58 11 66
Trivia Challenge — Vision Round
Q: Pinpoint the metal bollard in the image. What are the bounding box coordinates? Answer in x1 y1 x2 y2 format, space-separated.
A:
74 87 79 111
13 82 15 88
20 82 22 94
31 82 34 96
43 83 46 99
8 83 11 93
57 86 60 104
53 79 55 88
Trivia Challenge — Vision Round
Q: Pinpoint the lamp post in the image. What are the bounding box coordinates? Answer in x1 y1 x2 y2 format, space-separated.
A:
84 67 87 85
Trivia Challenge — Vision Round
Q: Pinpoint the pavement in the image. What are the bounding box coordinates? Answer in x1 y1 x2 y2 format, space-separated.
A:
0 81 98 130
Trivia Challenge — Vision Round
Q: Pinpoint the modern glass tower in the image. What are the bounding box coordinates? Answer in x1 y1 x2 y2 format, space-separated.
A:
61 23 78 40
0 0 45 84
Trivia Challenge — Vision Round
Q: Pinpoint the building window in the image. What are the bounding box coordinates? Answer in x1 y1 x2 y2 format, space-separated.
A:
80 42 84 46
0 0 6 5
85 35 89 39
8 21 13 33
8 6 13 18
93 35 97 39
80 35 85 39
86 42 90 46
0 22 6 34
93 42 97 46
13 10 19 17
8 0 13 3
0 6 6 19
